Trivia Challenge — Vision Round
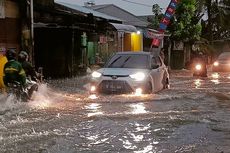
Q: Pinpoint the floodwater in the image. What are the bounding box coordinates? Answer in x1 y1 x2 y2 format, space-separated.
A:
0 70 230 153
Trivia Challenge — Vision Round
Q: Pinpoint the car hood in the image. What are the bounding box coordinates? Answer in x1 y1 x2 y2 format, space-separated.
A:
97 68 149 76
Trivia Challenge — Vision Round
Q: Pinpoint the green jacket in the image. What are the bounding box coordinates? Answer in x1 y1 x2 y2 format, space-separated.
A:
3 60 26 86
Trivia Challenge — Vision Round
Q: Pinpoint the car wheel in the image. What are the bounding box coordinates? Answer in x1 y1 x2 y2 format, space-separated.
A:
163 77 169 89
144 81 152 94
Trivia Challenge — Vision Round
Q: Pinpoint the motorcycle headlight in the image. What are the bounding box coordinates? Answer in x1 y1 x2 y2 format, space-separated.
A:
213 61 219 66
195 64 202 70
92 71 102 78
130 72 146 81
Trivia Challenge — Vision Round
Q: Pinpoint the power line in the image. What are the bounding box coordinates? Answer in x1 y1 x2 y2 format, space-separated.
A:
120 0 153 7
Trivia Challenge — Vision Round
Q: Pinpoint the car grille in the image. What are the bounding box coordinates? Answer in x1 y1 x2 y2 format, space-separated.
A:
98 80 133 94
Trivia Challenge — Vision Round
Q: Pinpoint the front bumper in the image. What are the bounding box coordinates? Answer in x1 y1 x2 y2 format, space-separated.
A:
90 76 148 94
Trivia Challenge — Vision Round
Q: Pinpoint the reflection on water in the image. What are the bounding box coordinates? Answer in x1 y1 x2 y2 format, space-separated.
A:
130 103 148 114
88 94 98 100
85 103 101 110
211 79 220 84
85 103 103 117
121 139 137 149
134 145 155 153
119 122 159 153
136 123 151 132
211 73 219 79
210 73 220 84
194 79 202 88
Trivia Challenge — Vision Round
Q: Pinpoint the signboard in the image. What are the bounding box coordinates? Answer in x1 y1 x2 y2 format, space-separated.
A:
0 0 5 18
143 30 164 39
151 0 180 47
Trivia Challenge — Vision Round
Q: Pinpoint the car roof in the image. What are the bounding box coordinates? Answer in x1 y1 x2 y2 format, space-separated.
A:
115 51 157 56
218 52 230 58
219 52 230 56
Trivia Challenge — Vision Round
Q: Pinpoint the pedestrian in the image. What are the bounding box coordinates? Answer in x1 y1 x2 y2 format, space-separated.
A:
3 49 26 87
160 48 165 63
0 48 8 90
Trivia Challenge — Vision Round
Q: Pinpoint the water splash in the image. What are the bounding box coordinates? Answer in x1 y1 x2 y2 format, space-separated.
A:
0 92 25 115
29 83 66 109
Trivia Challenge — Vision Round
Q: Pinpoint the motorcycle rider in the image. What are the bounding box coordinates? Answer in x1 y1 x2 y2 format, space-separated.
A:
18 50 39 98
3 49 26 87
193 51 207 77
18 51 39 81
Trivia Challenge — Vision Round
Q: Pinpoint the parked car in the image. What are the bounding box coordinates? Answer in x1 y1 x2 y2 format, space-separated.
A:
212 52 230 72
90 51 169 94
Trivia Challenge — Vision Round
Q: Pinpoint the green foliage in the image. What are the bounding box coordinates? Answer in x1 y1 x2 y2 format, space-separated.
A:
201 0 230 40
149 4 163 29
168 0 202 42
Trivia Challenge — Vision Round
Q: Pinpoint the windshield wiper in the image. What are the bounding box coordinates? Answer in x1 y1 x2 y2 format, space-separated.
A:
108 56 122 68
121 56 131 68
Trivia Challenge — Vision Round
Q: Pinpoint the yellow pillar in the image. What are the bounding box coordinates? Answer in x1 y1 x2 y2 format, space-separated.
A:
0 54 8 89
131 32 142 51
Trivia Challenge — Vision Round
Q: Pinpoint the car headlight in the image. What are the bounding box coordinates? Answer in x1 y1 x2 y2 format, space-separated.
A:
213 61 219 66
92 71 102 78
130 72 146 81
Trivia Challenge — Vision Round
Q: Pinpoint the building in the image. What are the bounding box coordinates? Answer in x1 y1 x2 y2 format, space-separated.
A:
86 4 150 52
0 0 22 54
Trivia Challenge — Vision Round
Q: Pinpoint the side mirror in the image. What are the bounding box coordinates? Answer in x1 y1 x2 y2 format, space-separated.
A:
151 64 159 69
98 62 105 67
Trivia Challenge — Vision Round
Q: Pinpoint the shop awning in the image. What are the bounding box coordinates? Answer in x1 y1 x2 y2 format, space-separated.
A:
110 23 137 33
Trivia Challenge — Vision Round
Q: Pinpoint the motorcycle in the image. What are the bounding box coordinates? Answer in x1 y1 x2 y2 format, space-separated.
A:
6 78 39 102
193 62 207 77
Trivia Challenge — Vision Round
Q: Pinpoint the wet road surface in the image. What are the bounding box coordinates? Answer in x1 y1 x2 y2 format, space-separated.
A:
0 70 230 153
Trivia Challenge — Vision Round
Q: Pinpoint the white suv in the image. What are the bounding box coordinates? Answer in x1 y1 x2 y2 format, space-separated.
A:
90 51 169 94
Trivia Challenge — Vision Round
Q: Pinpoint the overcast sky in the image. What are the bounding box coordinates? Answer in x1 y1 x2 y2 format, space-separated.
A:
55 0 171 16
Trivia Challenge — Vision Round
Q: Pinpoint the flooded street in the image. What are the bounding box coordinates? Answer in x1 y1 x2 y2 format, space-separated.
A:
1 70 230 153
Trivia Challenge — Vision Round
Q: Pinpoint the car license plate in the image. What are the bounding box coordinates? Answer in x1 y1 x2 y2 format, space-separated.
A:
106 83 122 90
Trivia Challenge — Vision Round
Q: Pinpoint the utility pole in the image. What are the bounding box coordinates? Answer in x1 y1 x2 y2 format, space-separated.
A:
30 0 34 65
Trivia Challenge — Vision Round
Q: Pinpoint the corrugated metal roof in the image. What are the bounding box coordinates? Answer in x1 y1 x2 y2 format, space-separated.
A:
88 4 149 27
55 1 122 22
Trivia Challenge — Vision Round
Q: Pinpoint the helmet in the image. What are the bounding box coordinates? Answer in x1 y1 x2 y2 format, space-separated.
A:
6 49 16 60
18 51 29 62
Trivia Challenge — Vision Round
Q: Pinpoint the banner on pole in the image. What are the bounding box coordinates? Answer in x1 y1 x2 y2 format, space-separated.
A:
151 0 180 48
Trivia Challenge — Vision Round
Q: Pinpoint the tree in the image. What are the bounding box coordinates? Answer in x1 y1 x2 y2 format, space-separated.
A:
168 0 202 42
199 0 230 41
149 4 163 29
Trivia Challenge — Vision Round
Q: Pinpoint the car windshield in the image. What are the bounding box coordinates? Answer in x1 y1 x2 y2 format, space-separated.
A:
218 52 230 60
106 54 149 69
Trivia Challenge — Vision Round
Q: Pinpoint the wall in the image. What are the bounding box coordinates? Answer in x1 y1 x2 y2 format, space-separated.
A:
124 33 131 51
0 0 20 53
34 28 73 78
